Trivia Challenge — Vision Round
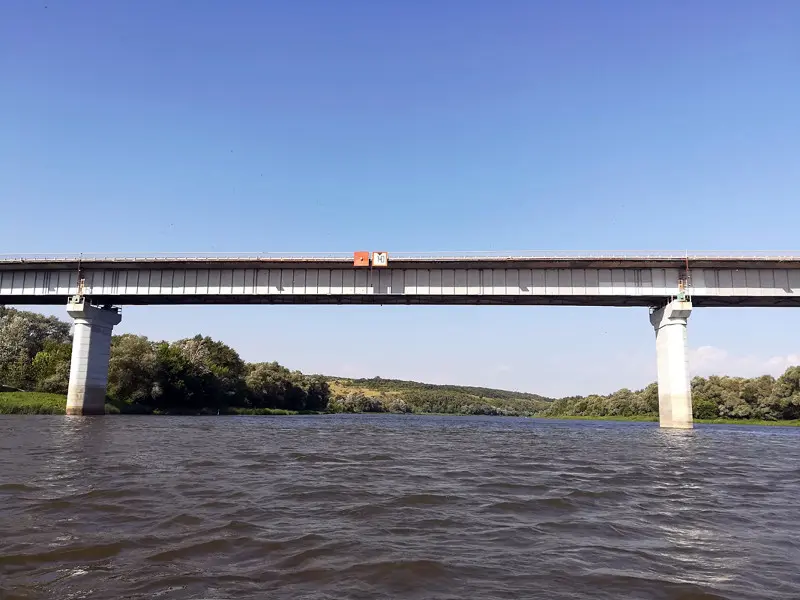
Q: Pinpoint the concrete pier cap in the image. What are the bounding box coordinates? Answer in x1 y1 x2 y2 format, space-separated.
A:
65 296 122 416
650 300 693 429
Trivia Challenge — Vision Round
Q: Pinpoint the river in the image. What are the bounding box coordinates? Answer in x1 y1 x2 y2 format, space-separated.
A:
1 415 799 599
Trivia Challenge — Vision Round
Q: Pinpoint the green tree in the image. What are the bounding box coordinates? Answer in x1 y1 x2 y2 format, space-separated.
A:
246 361 309 410
0 308 71 389
108 335 159 405
304 375 331 411
639 383 660 414
764 366 800 420
151 342 217 412
606 388 636 416
172 335 246 403
692 376 744 418
693 397 718 419
31 340 72 394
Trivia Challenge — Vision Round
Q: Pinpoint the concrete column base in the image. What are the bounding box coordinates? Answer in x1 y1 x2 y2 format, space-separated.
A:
66 297 122 416
650 300 693 429
66 386 108 415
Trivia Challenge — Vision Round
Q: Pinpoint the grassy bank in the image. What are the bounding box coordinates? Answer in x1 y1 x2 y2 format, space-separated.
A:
695 417 800 426
0 392 305 416
3 391 800 426
226 407 300 416
535 414 800 426
0 392 67 414
537 414 658 422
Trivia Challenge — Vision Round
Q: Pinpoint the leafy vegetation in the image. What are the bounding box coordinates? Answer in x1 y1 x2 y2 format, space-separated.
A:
0 307 71 393
0 307 331 415
328 377 551 416
542 372 800 422
693 418 800 426
2 306 800 422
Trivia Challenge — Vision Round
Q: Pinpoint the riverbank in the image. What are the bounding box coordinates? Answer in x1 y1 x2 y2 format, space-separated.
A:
5 306 800 422
0 393 308 416
537 415 658 422
0 392 68 414
3 392 800 426
535 414 800 426
695 417 800 426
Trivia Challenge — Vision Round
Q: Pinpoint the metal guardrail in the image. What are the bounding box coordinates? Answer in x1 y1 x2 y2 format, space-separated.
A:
2 251 800 262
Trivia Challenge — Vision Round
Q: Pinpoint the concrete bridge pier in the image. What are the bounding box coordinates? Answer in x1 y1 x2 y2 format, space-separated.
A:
650 300 693 429
66 297 121 415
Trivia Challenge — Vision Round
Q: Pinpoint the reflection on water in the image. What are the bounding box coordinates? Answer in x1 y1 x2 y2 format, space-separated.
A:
1 415 799 599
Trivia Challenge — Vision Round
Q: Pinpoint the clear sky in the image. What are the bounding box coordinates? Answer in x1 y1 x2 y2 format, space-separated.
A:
2 0 800 396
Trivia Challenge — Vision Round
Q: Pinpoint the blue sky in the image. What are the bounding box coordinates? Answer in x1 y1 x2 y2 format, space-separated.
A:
2 0 800 396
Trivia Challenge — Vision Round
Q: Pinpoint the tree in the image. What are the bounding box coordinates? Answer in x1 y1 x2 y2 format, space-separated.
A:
108 335 159 405
151 342 217 412
247 362 288 408
693 397 718 419
330 391 383 413
764 366 800 420
606 388 636 416
639 383 660 414
31 340 72 394
172 336 246 403
245 361 309 410
0 308 71 389
692 376 746 418
304 375 331 411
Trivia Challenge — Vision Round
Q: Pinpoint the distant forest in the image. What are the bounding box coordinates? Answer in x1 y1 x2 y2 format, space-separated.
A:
1 306 799 420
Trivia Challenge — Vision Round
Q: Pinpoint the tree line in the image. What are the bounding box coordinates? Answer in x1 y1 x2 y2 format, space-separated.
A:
542 373 800 421
2 306 799 420
0 307 329 413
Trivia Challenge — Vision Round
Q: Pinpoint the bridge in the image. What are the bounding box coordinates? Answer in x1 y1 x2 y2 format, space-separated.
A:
3 252 800 427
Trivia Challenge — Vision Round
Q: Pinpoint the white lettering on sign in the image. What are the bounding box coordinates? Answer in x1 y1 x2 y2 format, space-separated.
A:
372 252 388 267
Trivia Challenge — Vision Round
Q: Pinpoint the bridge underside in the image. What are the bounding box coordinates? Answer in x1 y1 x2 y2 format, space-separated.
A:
6 294 800 308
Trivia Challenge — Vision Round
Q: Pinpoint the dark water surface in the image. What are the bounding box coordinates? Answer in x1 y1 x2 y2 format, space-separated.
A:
1 415 799 599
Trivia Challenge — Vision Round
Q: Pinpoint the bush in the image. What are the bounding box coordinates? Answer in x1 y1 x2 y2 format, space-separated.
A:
693 398 718 419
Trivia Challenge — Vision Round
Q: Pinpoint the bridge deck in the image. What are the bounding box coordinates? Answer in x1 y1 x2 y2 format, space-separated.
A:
2 254 800 307
3 253 800 270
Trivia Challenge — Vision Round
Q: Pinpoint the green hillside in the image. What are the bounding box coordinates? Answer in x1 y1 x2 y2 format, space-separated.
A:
328 376 553 416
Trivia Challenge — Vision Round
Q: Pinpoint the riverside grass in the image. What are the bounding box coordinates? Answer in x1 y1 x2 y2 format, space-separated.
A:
535 414 800 426
2 391 800 426
0 392 68 414
0 393 302 416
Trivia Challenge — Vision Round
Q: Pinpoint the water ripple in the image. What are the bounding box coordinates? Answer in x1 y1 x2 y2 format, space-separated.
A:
1 414 799 599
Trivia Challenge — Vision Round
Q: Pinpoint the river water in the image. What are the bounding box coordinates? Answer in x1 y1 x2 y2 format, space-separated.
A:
1 415 799 599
